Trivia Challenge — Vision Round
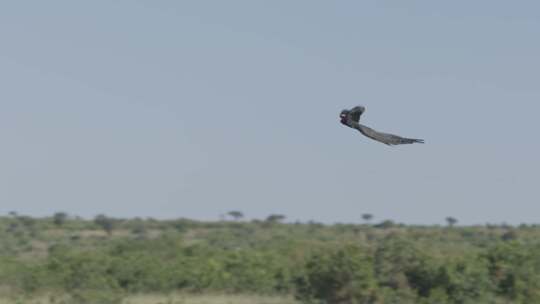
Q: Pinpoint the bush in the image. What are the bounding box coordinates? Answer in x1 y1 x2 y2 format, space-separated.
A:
485 242 540 302
294 245 376 304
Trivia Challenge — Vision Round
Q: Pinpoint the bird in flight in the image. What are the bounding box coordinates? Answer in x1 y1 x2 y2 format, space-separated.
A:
340 106 424 145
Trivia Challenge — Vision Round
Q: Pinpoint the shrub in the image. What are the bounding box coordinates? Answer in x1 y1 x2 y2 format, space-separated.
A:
294 245 376 304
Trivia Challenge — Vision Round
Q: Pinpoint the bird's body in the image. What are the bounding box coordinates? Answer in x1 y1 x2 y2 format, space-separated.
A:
340 106 424 145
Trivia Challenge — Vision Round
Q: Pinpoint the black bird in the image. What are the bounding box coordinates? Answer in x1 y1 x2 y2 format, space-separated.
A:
340 106 424 145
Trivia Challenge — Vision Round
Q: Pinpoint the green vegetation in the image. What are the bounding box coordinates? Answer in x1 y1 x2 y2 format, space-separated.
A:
0 294 297 304
1 213 540 303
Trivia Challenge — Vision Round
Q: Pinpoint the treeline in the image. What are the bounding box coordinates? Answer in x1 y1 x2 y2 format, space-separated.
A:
1 213 540 303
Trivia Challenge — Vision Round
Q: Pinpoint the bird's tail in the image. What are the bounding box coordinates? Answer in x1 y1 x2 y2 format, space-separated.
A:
394 137 424 145
407 138 424 144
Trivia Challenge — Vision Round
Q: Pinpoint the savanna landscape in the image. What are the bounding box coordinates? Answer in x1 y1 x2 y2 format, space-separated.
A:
1 212 539 304
4 1 540 303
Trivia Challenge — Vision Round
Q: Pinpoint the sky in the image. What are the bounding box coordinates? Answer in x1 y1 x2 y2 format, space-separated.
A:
1 1 539 225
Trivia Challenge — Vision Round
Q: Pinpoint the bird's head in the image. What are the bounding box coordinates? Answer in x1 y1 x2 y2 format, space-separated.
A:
339 110 349 125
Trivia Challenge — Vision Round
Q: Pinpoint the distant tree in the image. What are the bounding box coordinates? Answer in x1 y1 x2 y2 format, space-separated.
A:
265 214 286 223
502 229 518 241
6 221 19 233
362 213 374 223
131 224 147 238
519 223 529 229
16 215 38 237
374 220 396 229
94 214 115 236
53 212 68 227
227 211 244 221
445 217 458 227
17 216 36 229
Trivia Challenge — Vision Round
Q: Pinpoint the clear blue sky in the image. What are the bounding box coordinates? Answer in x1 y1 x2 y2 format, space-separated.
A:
1 1 539 225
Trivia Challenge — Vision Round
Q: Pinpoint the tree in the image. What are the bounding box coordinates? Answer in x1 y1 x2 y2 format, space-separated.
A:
362 213 374 223
265 214 286 223
502 230 518 241
94 214 115 236
445 217 458 227
131 222 147 238
227 211 244 221
374 220 396 229
17 216 35 228
53 212 68 227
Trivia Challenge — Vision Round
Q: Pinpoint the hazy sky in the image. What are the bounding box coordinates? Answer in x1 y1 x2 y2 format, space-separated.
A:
1 1 539 225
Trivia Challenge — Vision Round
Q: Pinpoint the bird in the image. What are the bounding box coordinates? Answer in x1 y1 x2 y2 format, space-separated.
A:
340 106 424 145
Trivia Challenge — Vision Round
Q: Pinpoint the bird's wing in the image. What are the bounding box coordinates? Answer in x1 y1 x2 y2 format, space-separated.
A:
347 106 365 123
355 124 424 145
